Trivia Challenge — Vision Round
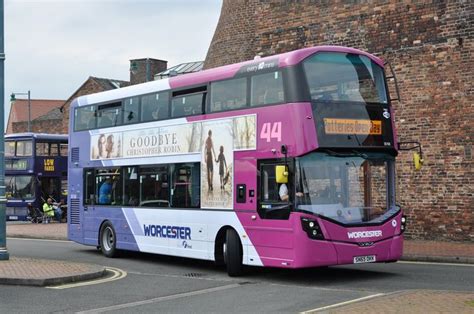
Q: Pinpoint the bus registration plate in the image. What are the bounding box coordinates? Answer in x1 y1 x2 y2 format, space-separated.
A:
353 255 376 264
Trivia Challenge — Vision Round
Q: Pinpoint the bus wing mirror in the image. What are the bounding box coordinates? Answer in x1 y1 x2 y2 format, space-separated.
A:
275 165 288 184
413 152 423 171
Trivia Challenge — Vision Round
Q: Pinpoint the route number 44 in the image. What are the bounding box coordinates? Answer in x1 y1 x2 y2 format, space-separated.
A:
260 122 282 142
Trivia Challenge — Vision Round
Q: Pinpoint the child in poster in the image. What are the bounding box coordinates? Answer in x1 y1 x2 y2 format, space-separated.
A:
216 145 228 190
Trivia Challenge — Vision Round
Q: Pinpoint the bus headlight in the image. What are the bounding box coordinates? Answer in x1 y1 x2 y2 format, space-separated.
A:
301 217 324 240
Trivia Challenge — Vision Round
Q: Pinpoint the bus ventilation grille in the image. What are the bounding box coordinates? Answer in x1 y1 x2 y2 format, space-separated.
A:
70 198 81 224
71 147 80 163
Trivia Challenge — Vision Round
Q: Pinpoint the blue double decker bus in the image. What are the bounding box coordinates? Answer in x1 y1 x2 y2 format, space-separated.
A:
5 133 68 221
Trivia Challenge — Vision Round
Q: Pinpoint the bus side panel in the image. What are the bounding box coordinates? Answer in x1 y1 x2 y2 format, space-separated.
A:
232 155 261 264
81 207 139 251
120 208 263 266
68 167 84 243
233 155 257 211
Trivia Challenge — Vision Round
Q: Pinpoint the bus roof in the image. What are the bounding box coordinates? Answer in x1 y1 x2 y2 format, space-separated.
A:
5 133 68 141
73 45 384 108
168 46 384 89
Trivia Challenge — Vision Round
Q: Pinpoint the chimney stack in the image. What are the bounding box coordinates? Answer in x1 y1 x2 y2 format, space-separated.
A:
129 58 167 85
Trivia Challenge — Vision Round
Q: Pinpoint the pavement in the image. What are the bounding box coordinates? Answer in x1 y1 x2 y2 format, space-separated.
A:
1 222 474 312
1 222 106 287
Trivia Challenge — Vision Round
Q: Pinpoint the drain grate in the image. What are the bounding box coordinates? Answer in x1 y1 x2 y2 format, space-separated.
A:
184 272 204 278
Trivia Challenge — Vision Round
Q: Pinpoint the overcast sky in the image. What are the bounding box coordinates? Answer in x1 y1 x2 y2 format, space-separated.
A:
4 0 221 124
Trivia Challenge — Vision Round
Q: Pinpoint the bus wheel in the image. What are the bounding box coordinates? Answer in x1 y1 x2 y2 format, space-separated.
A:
225 229 243 277
100 221 118 258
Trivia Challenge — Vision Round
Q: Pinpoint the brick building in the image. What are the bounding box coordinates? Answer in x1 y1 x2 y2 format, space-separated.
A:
59 77 130 134
59 59 168 133
204 0 473 242
6 99 65 134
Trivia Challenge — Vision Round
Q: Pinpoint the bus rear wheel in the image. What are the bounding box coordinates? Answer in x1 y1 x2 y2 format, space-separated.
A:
225 229 243 277
100 221 118 258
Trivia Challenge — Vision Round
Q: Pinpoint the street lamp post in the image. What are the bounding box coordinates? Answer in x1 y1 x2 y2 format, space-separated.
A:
10 90 31 132
0 0 9 260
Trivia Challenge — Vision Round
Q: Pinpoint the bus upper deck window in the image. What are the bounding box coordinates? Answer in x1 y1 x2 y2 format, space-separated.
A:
250 71 284 107
172 94 204 118
60 143 68 156
303 52 388 104
50 143 59 156
36 142 49 156
210 78 247 112
141 92 169 122
75 106 96 131
5 141 15 157
16 140 32 157
124 97 140 124
97 102 122 128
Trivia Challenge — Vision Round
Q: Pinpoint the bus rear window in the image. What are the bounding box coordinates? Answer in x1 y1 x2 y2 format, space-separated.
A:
303 52 387 104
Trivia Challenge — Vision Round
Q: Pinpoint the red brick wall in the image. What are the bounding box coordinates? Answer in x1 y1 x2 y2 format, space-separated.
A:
204 0 257 69
205 0 473 242
12 119 64 134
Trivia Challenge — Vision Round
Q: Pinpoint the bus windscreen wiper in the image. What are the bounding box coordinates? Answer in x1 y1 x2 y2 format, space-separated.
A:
325 150 368 159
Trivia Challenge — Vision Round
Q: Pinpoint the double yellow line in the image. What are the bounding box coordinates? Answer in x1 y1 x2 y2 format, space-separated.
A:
47 267 127 290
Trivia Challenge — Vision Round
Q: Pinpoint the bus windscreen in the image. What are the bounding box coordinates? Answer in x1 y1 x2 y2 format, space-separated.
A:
303 52 387 104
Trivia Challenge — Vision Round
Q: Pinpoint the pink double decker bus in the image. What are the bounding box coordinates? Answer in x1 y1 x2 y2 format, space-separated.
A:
68 46 406 276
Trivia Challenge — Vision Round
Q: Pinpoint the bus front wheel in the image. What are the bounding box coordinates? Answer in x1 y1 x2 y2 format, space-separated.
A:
225 229 243 277
100 221 118 258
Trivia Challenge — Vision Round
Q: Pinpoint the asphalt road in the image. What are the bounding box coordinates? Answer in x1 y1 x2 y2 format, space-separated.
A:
1 238 473 313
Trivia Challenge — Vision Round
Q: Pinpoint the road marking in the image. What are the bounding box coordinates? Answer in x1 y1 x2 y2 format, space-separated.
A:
269 282 366 293
300 293 385 313
76 283 241 313
398 261 474 267
47 267 127 289
7 237 70 243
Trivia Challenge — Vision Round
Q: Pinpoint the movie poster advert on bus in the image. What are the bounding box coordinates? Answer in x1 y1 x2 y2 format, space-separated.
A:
201 119 234 209
233 115 257 150
91 132 122 159
122 123 202 158
90 124 203 160
89 115 256 210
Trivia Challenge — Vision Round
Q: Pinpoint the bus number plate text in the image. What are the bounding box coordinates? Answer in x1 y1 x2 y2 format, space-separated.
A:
353 255 376 264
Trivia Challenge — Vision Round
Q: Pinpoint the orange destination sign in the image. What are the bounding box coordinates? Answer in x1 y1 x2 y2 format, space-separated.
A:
324 118 382 135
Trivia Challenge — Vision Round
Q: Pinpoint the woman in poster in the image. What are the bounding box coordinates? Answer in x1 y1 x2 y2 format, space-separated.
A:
92 134 107 159
105 134 122 158
205 130 216 191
